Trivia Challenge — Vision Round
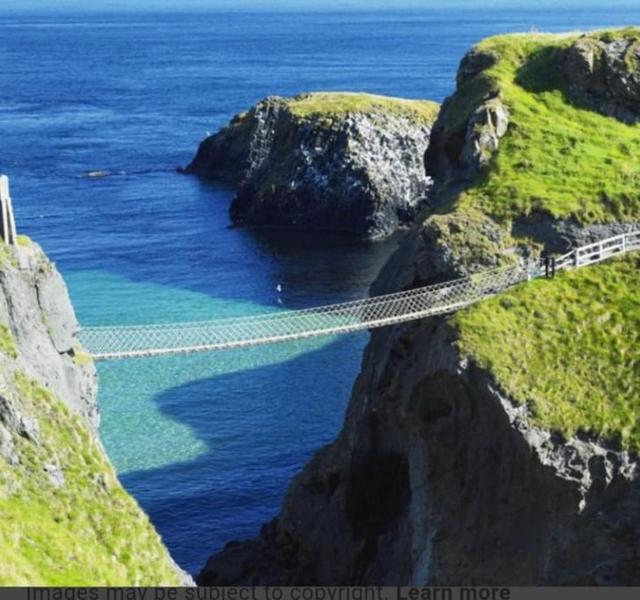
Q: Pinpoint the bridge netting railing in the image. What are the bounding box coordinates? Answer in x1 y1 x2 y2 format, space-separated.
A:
77 229 639 360
77 263 534 360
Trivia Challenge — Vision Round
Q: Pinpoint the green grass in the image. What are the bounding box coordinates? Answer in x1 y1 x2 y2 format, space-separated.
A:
16 235 31 248
0 370 180 585
72 345 94 367
287 92 440 125
0 325 18 359
0 244 15 267
448 29 640 225
454 255 640 451
422 207 521 270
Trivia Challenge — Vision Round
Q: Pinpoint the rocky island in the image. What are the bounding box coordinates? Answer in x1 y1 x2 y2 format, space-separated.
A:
184 92 440 239
198 29 640 585
0 237 186 585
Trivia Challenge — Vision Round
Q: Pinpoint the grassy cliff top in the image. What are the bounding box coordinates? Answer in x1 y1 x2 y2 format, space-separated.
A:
447 28 640 225
286 92 440 124
454 255 640 452
0 363 181 585
442 30 640 452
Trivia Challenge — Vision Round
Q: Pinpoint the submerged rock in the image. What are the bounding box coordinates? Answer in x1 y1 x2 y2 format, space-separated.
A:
83 170 112 179
184 93 440 239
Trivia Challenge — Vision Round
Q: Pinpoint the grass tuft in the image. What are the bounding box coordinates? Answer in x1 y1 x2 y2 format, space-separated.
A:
0 325 18 359
72 346 94 367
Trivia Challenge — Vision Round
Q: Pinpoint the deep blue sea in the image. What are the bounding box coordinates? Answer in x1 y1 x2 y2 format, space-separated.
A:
1 6 639 575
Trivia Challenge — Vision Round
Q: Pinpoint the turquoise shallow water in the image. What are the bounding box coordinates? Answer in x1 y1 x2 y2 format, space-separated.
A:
2 5 639 576
60 233 389 573
66 269 354 475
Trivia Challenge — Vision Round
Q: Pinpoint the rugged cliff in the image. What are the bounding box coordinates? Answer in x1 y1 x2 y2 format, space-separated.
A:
184 92 439 239
199 29 640 585
0 237 185 585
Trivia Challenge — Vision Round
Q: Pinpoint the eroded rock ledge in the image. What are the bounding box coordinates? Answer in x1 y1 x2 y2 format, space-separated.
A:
184 93 439 239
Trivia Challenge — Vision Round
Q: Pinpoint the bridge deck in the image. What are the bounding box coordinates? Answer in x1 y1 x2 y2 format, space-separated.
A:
77 230 639 360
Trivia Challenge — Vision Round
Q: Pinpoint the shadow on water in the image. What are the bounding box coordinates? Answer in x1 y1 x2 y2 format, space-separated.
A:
117 332 365 576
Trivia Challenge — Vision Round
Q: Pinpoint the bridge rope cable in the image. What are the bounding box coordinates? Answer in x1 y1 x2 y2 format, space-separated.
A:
77 230 639 360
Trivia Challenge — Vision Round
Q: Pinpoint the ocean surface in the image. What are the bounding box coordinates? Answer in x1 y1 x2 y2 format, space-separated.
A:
1 6 638 575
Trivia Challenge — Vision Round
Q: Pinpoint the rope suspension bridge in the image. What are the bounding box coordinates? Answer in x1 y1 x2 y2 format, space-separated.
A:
77 230 639 361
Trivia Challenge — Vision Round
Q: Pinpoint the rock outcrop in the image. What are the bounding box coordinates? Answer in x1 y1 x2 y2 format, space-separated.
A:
184 93 439 239
459 97 509 174
198 30 640 586
200 320 640 585
0 240 96 431
563 34 640 123
425 46 509 185
0 237 187 585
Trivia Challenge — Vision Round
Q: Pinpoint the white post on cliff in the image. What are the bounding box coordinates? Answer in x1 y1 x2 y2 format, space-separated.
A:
0 175 18 245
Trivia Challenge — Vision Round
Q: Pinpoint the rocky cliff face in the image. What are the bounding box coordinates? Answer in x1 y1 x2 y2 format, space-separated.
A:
563 34 640 123
184 93 439 239
201 320 640 585
199 219 640 586
425 46 509 185
0 240 96 433
198 30 640 586
0 238 186 585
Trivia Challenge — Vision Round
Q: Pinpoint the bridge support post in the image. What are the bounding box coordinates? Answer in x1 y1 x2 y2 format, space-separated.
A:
0 175 17 246
543 256 557 279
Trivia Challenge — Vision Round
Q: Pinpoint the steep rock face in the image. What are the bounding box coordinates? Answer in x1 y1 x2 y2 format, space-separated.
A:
425 47 509 185
198 30 640 586
185 93 439 239
563 35 640 123
200 319 639 585
0 239 187 585
0 240 96 430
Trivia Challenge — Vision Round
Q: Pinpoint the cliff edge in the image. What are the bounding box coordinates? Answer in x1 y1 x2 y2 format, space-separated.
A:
198 29 640 585
0 237 185 585
184 92 439 239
